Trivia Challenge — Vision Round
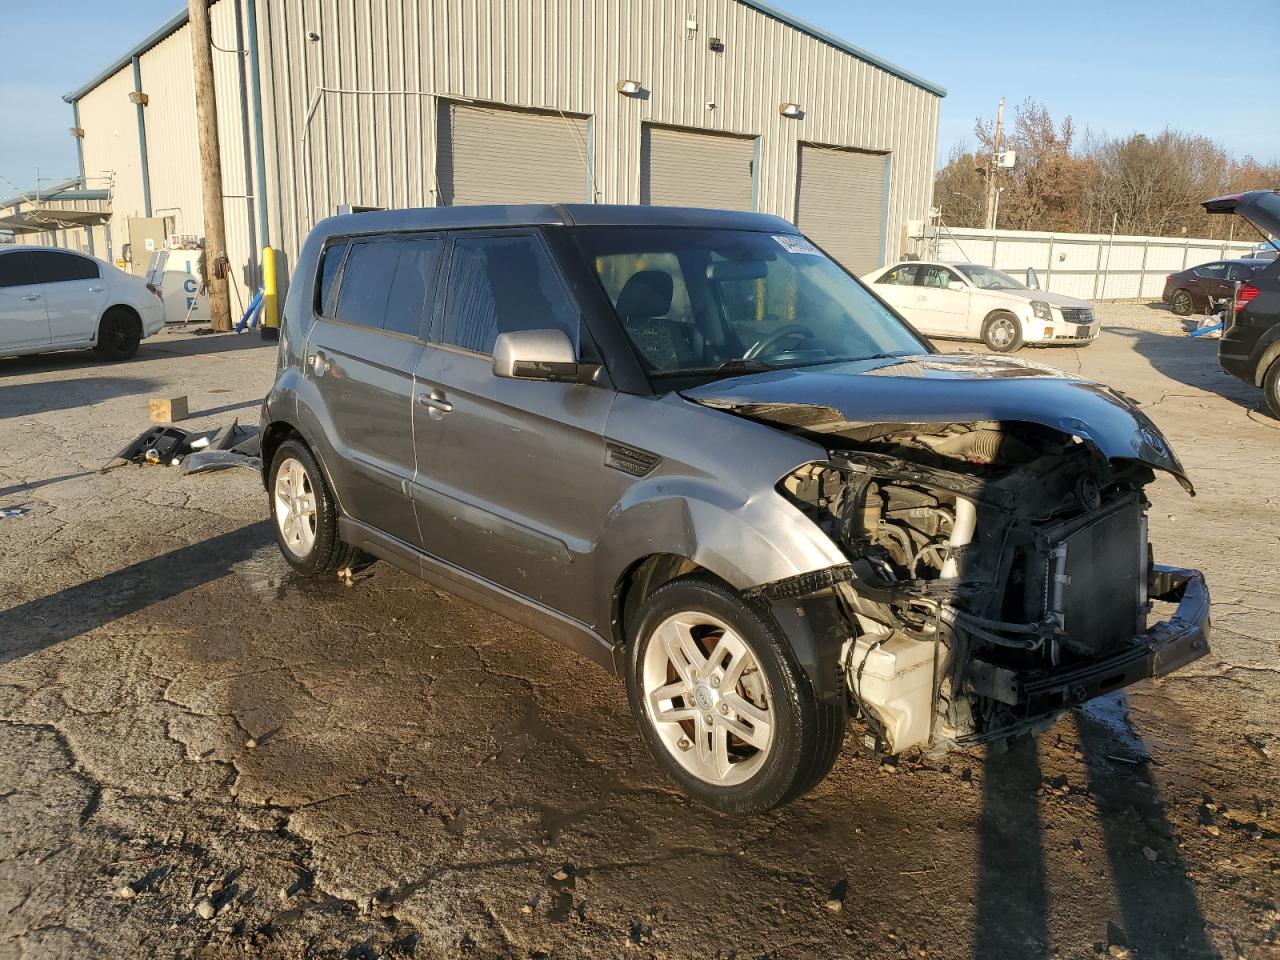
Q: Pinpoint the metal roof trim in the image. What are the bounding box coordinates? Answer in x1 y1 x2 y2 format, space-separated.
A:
733 0 946 98
62 7 189 103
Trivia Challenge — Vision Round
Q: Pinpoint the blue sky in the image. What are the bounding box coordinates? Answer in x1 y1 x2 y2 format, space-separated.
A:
2 0 1276 195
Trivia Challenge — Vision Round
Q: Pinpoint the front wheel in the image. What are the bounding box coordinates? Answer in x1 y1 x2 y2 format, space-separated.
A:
93 307 141 360
624 575 846 814
982 312 1024 353
1263 359 1280 421
269 439 358 577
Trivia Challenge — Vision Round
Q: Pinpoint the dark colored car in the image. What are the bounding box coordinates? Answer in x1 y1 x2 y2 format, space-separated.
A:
1202 191 1280 417
260 204 1209 813
1161 258 1270 316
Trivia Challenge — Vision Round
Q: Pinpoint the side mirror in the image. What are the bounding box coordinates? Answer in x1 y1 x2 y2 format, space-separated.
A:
492 329 600 383
1026 267 1041 290
947 280 966 292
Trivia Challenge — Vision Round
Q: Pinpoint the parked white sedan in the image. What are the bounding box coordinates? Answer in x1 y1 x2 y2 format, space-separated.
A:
862 260 1098 352
0 246 165 361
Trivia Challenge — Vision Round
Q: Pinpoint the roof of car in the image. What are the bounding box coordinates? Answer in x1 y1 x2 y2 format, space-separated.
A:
314 204 800 238
0 245 98 257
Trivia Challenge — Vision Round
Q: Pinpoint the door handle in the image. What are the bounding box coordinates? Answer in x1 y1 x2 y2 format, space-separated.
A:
417 391 453 416
308 352 330 377
19 294 40 301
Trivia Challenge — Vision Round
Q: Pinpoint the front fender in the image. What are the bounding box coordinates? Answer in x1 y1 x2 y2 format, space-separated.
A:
592 472 847 634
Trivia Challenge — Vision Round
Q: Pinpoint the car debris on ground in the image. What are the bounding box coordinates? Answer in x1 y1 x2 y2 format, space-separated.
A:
102 418 262 474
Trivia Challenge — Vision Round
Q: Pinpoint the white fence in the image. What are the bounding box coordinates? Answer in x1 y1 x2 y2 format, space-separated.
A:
931 226 1259 301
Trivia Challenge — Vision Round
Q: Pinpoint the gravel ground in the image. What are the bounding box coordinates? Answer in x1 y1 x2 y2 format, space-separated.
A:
0 303 1277 960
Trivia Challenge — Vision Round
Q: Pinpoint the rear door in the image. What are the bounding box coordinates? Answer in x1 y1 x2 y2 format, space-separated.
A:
302 234 442 546
0 251 52 352
913 264 972 335
27 251 110 346
1191 262 1230 304
410 229 616 623
868 263 924 326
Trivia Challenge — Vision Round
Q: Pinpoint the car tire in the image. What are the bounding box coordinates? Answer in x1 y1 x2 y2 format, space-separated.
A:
624 573 847 814
1263 359 1280 421
268 439 358 578
1171 290 1194 316
982 312 1024 353
93 306 142 360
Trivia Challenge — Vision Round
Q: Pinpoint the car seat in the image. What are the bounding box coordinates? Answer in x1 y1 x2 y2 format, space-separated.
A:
615 270 704 371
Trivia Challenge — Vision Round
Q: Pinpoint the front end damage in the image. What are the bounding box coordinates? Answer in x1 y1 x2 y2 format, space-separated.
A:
760 420 1210 756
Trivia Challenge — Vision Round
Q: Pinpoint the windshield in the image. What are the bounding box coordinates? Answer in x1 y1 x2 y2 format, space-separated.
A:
573 227 928 382
957 264 1026 290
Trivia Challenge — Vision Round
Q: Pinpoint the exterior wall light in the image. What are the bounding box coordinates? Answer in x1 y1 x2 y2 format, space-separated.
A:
615 80 643 96
129 91 150 107
778 102 803 118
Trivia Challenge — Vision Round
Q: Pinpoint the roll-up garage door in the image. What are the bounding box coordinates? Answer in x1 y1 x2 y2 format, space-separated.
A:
640 125 755 211
436 103 591 205
795 145 888 275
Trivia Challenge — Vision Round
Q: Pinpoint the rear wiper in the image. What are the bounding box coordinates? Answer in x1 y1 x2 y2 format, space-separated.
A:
651 358 779 378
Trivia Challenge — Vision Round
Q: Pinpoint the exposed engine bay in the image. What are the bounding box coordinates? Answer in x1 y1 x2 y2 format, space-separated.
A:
776 419 1201 755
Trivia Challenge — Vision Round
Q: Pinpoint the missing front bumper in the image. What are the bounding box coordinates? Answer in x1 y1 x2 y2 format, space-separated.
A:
964 565 1210 735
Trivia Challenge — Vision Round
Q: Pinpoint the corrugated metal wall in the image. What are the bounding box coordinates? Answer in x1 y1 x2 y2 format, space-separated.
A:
934 227 1260 301
254 0 940 267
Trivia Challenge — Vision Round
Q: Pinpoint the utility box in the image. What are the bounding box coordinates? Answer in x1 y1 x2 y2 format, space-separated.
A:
146 247 210 324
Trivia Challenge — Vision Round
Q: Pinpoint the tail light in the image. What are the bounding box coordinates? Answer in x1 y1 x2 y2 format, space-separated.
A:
1235 284 1259 312
145 282 163 301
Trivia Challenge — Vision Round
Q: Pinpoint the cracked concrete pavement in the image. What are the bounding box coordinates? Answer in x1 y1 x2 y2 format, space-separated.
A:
0 303 1277 959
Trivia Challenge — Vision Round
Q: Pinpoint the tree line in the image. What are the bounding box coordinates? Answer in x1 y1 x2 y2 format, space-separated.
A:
934 98 1278 241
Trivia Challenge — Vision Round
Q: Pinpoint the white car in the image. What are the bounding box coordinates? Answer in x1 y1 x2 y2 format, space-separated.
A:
0 245 165 361
862 260 1098 352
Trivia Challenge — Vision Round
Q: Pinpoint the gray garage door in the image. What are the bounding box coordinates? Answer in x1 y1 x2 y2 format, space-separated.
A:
640 126 755 211
436 103 591 205
795 145 888 275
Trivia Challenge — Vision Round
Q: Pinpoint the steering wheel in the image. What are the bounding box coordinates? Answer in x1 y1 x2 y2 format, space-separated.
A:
743 324 816 360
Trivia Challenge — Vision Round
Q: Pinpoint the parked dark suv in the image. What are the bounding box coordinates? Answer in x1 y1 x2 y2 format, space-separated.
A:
261 205 1209 813
1162 258 1271 316
1202 191 1280 417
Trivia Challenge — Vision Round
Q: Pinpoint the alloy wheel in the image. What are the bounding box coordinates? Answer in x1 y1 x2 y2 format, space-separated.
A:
273 457 318 557
989 317 1017 348
640 612 774 786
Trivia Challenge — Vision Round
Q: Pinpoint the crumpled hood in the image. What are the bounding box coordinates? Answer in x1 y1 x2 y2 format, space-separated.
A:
682 353 1192 493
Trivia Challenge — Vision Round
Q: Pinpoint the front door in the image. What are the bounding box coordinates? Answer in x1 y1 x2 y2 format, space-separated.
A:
26 251 110 346
914 264 972 335
410 230 616 624
0 251 52 352
301 234 442 546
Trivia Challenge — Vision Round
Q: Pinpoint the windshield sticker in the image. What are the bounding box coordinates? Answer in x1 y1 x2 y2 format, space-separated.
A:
773 234 822 256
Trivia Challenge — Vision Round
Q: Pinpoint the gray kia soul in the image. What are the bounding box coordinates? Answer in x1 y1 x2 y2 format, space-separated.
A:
261 204 1209 813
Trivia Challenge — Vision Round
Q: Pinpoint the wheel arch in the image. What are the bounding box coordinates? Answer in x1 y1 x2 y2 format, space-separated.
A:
97 303 141 339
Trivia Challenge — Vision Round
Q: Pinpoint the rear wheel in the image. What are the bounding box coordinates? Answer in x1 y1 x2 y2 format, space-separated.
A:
269 439 358 577
93 307 141 360
624 574 846 814
1263 358 1280 420
982 312 1023 353
1171 289 1194 316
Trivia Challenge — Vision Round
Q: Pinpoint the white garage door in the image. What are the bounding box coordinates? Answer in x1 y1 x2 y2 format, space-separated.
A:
795 145 888 275
436 103 591 205
640 125 755 211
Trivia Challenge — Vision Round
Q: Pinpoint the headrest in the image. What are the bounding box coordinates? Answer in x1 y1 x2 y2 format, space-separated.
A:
616 269 674 319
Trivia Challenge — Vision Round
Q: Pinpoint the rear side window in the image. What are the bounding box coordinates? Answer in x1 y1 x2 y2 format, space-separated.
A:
0 252 35 288
880 264 919 286
439 234 579 355
918 264 961 288
1194 263 1226 279
332 238 439 337
315 241 347 316
26 251 98 283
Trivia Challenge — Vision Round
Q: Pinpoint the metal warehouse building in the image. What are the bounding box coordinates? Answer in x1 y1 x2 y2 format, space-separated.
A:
45 0 943 308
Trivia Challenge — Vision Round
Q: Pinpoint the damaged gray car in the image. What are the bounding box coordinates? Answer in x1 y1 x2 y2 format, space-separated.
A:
261 205 1209 814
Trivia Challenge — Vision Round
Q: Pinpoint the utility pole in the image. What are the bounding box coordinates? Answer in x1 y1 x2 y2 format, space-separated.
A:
985 97 1005 231
189 0 231 331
